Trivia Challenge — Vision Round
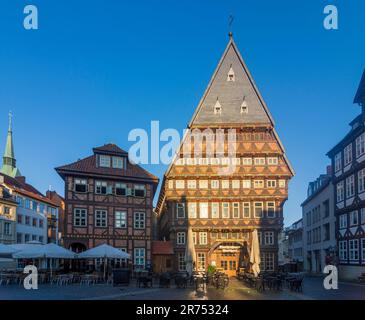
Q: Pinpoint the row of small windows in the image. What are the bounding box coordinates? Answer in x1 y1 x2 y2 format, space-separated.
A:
213 98 248 115
336 168 365 202
99 155 125 169
334 132 365 172
15 196 58 216
168 179 286 190
174 157 279 166
175 202 278 219
17 214 45 228
176 231 275 246
73 208 146 229
74 179 146 197
339 238 365 262
339 208 365 229
17 233 44 244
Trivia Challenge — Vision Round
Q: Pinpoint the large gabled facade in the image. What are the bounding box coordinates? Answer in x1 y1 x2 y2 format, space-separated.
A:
156 35 294 276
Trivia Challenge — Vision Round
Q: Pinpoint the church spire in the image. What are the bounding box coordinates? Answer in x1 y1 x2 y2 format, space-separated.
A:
1 112 21 177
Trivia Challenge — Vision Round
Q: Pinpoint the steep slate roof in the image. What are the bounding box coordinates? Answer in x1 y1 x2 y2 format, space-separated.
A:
189 35 274 127
354 69 365 105
55 144 159 183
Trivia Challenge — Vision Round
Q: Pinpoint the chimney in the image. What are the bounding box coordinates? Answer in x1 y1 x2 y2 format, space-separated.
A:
326 165 332 175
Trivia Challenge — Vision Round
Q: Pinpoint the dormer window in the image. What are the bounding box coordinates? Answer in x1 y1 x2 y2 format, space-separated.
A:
241 98 248 114
227 66 235 82
112 156 124 169
214 99 222 115
99 155 111 167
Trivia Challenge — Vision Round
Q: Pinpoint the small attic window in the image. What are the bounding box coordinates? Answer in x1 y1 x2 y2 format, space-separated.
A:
214 99 222 115
241 98 248 114
227 66 235 82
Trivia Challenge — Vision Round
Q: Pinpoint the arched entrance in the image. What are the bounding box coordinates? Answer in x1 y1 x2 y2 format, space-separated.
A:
209 241 250 277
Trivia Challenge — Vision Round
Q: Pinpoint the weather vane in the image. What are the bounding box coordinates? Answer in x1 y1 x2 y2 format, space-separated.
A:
228 14 234 37
8 110 12 130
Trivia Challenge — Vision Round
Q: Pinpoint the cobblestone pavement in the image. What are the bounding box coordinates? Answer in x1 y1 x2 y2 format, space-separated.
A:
0 276 364 300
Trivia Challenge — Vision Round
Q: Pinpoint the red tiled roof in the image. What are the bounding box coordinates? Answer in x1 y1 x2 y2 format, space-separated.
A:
55 144 159 184
93 143 128 156
0 173 59 207
152 241 174 255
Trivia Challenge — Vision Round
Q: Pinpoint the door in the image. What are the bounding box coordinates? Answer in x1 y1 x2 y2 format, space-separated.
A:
219 256 238 277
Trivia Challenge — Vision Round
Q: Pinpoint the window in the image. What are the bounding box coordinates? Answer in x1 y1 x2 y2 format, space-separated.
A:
187 180 196 189
39 219 44 229
178 253 186 271
346 175 355 198
199 180 208 189
233 203 240 218
242 158 252 165
199 232 208 245
214 100 222 115
95 210 107 227
4 222 11 236
344 144 353 166
349 239 359 261
17 214 23 224
211 203 219 218
199 202 209 219
32 201 38 212
254 158 265 165
267 202 275 218
222 203 230 219
25 216 30 225
339 241 347 260
362 238 365 262
264 231 274 245
176 203 185 219
177 232 186 245
358 169 365 193
267 157 278 165
279 180 286 188
39 204 45 214
115 211 127 228
176 180 185 189
307 231 311 245
335 152 342 172
361 208 365 224
242 180 251 189
232 180 240 189
243 202 250 218
336 181 344 202
339 214 347 229
25 199 30 209
254 202 263 218
323 200 330 218
16 233 22 243
134 212 145 229
187 203 197 218
96 181 107 194
254 180 264 188
265 253 275 271
74 179 88 193
323 223 330 241
350 211 359 226
32 218 37 227
99 155 111 167
25 234 30 243
211 180 219 189
267 180 276 188
197 253 206 271
192 232 197 244
221 180 229 189
134 185 146 197
227 67 235 82
115 183 127 196
112 156 124 169
356 133 365 158
168 180 174 189
134 248 145 267
32 235 37 241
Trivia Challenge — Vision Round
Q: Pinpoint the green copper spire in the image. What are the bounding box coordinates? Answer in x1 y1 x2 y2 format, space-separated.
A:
1 112 21 177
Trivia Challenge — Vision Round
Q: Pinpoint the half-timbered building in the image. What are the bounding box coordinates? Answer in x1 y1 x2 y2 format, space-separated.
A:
327 69 365 280
55 144 159 270
156 35 294 276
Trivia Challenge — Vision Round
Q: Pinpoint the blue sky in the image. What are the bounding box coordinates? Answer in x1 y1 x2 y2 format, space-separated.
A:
0 0 364 226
